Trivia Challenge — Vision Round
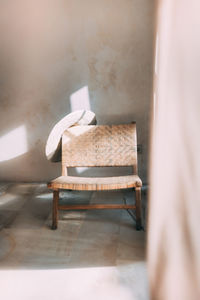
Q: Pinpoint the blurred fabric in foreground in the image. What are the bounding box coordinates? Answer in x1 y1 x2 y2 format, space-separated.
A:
148 0 200 299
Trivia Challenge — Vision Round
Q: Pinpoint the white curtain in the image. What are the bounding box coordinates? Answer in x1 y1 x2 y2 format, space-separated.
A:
148 1 200 299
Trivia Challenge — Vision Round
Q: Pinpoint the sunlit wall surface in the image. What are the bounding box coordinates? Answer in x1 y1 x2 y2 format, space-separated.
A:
0 126 27 162
0 1 155 181
70 86 91 112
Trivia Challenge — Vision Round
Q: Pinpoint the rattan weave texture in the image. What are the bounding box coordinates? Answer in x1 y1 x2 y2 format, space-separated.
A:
62 124 137 167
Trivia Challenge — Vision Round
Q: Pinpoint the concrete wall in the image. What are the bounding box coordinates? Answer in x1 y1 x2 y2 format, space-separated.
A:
0 0 155 182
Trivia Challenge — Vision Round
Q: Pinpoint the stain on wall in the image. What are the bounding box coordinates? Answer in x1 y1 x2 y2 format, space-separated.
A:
0 0 155 182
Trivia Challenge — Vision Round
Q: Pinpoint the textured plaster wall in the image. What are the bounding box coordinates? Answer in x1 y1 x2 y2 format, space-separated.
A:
0 0 155 182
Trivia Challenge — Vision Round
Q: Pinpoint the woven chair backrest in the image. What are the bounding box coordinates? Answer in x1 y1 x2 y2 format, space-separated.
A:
62 123 137 168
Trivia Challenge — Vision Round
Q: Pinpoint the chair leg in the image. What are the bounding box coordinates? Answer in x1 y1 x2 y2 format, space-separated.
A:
52 190 59 230
135 187 142 230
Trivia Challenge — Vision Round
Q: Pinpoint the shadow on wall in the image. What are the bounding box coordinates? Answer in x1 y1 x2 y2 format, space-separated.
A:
0 0 155 182
0 85 92 181
0 85 132 180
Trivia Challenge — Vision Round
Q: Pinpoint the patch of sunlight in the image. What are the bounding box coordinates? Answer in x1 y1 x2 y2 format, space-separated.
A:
70 86 91 112
0 193 17 206
75 167 89 174
0 193 26 210
0 266 140 300
0 125 27 162
36 193 52 199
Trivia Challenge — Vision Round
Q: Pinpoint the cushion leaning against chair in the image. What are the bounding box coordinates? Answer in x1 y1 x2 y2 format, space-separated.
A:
48 123 142 230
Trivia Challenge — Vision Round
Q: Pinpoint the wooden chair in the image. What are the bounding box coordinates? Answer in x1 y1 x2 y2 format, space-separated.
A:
48 123 142 230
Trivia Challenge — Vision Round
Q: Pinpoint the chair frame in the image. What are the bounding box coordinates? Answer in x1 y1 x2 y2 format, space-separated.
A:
48 123 142 230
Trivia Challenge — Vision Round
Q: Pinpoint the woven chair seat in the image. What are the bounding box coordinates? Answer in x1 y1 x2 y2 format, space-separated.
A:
48 175 142 191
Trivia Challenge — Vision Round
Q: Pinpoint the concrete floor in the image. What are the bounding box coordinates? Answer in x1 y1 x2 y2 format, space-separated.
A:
0 183 148 300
